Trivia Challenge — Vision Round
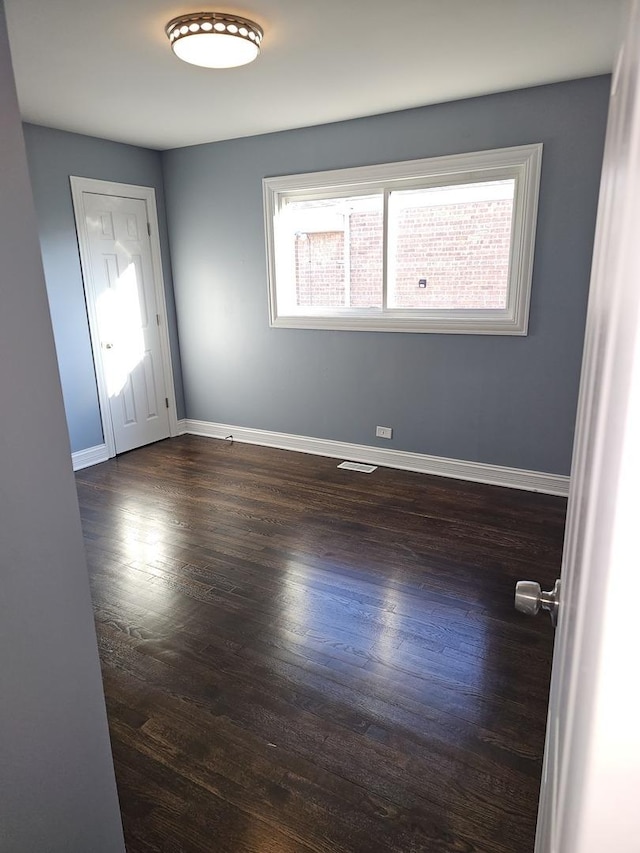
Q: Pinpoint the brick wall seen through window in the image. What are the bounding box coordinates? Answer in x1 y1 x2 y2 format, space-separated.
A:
294 199 512 310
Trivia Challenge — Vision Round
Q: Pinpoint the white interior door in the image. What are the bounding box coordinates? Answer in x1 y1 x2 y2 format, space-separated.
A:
534 2 640 850
72 182 175 456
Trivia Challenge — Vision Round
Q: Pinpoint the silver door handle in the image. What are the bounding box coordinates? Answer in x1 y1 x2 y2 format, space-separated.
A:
515 579 561 627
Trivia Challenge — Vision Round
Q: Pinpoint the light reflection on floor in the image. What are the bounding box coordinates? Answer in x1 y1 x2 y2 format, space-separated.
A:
112 502 179 621
279 557 490 701
107 488 492 728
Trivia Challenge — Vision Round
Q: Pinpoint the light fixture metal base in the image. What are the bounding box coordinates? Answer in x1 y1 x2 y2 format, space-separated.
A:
166 11 263 69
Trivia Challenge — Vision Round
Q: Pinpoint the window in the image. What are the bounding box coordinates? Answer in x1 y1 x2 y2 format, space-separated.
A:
263 144 542 334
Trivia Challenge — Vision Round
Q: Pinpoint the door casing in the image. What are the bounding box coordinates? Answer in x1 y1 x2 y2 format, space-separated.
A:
70 176 179 458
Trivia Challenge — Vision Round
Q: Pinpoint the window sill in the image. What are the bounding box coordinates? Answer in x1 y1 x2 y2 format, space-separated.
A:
269 310 529 335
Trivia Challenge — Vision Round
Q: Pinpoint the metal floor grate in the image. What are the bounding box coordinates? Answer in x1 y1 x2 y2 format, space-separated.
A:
337 461 378 473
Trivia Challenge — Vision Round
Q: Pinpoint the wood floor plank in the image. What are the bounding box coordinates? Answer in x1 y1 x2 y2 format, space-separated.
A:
78 435 566 853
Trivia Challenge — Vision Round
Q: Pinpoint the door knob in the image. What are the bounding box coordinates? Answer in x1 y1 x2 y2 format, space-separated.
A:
515 579 561 627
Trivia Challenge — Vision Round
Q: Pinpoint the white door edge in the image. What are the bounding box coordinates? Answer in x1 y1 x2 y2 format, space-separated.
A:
535 1 640 849
70 176 179 457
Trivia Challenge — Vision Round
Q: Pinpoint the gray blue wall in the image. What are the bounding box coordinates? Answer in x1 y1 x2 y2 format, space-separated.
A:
0 1 124 848
23 123 186 453
163 76 610 476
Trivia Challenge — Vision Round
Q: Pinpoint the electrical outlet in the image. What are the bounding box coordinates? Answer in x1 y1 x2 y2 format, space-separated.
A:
376 426 393 440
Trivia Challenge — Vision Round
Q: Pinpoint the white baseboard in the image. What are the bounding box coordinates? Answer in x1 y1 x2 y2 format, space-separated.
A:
176 418 188 436
182 419 570 497
72 443 109 471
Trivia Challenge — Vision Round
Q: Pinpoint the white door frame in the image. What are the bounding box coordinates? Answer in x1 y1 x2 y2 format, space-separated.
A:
70 176 179 458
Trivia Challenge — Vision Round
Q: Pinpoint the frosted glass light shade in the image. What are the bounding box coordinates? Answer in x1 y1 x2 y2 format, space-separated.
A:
172 32 258 68
166 13 263 69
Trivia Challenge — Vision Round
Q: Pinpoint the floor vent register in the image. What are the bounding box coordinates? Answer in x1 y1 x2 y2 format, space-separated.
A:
337 461 378 473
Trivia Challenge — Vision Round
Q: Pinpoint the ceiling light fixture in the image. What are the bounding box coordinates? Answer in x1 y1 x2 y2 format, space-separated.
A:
166 12 263 69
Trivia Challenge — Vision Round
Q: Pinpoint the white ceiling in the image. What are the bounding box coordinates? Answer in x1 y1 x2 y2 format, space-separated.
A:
5 0 622 151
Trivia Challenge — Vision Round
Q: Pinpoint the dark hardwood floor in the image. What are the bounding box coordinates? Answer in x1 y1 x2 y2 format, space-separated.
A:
76 435 567 853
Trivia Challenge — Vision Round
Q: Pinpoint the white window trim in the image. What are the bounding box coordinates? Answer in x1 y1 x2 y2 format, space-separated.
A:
263 143 543 334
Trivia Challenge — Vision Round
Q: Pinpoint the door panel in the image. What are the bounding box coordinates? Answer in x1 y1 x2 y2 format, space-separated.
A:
84 192 170 454
535 2 640 850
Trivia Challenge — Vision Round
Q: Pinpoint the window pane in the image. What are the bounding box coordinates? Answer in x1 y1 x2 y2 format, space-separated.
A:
348 201 383 309
282 195 383 310
387 180 515 310
295 230 345 307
